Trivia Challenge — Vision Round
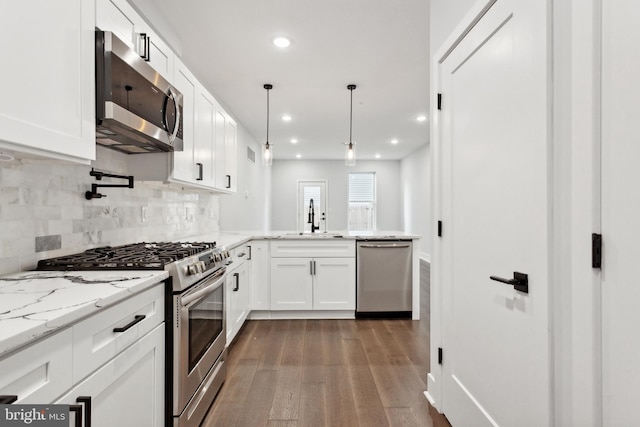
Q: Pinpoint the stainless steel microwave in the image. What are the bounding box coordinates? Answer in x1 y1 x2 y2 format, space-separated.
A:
95 30 183 154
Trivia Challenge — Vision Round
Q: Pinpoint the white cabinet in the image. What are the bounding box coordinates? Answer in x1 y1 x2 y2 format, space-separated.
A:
248 241 270 310
128 59 238 193
270 240 356 312
270 258 314 310
214 108 238 192
56 324 164 427
0 283 165 424
0 0 95 163
226 244 250 344
96 0 174 81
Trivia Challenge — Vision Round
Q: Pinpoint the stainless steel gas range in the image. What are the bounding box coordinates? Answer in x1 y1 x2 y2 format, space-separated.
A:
37 242 231 427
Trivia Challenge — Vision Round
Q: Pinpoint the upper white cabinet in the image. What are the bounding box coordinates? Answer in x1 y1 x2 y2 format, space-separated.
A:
96 0 174 81
0 0 95 163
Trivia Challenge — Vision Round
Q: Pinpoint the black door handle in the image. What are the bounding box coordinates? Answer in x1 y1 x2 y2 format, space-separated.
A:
490 272 529 294
0 395 17 404
233 272 239 291
77 396 92 427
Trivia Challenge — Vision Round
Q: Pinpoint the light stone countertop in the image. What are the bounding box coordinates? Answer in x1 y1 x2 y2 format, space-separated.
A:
182 230 420 250
0 270 168 357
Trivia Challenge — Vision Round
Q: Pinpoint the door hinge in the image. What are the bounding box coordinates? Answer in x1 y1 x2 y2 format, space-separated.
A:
437 93 442 110
437 220 442 237
592 233 602 269
438 347 443 365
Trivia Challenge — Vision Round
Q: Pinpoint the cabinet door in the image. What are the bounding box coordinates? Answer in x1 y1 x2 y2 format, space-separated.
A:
313 258 356 310
96 0 137 48
270 258 313 310
172 59 197 183
226 262 249 343
139 24 174 81
224 116 238 192
56 324 164 427
249 241 270 310
214 108 227 190
0 0 95 162
194 89 216 187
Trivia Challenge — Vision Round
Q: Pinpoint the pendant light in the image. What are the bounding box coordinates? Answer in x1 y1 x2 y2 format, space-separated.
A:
345 84 357 166
262 83 273 166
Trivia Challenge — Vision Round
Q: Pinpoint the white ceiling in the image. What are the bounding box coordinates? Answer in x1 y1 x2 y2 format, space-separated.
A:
146 0 430 161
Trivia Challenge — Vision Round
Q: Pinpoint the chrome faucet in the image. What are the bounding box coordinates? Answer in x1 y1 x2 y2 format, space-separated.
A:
307 199 320 233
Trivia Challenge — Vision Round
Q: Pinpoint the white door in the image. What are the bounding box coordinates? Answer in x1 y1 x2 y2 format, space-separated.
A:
298 181 327 232
601 1 640 425
438 1 550 426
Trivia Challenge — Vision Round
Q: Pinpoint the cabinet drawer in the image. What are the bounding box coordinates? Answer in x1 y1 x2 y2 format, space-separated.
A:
72 284 164 383
270 240 355 258
0 328 73 403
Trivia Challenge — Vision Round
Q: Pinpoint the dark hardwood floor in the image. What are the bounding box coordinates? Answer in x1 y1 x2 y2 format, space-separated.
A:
202 260 451 427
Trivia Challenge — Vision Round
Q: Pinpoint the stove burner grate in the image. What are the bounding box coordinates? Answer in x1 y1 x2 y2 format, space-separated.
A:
36 242 217 270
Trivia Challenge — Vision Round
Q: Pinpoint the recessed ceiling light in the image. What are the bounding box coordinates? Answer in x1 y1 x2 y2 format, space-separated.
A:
391 139 399 145
375 154 381 159
416 115 427 122
296 154 302 158
291 138 298 144
273 37 291 48
282 114 292 122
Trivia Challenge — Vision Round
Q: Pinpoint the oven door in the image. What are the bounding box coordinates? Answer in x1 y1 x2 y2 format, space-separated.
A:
174 268 226 415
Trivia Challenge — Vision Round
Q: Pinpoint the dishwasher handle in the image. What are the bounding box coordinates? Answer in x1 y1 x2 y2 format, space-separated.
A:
359 243 411 248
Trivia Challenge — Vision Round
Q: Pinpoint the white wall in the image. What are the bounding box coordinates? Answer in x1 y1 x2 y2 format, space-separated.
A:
401 144 431 259
270 160 402 231
219 124 271 231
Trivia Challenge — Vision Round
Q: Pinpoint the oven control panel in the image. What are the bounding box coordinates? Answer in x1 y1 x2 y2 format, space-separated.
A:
184 249 230 276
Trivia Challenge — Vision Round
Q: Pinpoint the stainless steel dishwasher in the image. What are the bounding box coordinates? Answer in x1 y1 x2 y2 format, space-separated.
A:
356 240 412 318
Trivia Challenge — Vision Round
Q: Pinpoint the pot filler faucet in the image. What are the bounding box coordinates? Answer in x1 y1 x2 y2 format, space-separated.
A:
307 199 320 233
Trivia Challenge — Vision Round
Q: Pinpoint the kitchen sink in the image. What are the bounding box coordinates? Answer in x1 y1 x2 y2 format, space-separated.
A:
282 232 344 238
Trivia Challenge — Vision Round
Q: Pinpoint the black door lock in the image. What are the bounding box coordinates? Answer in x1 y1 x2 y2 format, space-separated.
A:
489 272 529 294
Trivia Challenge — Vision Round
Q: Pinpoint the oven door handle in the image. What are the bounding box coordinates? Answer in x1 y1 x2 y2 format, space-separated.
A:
181 269 225 307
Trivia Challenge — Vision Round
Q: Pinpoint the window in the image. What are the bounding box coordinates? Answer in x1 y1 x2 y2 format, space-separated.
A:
348 172 376 231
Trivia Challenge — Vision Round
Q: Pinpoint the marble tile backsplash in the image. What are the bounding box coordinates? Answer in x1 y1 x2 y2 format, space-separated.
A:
0 148 220 275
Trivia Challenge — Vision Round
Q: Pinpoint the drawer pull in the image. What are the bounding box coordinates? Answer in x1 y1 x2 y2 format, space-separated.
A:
0 395 17 404
113 315 146 333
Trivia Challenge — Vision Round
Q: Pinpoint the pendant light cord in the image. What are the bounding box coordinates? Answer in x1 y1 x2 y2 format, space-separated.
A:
347 84 356 146
264 84 273 146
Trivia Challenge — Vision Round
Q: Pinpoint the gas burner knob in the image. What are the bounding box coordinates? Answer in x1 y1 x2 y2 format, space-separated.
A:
198 261 206 273
187 264 198 275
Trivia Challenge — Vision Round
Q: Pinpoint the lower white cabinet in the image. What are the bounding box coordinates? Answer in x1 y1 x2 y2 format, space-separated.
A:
248 241 270 310
0 283 165 425
270 257 355 311
226 245 250 344
56 324 164 427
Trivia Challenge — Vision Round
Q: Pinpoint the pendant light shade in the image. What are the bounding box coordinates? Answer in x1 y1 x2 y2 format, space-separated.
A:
263 84 273 166
345 84 357 166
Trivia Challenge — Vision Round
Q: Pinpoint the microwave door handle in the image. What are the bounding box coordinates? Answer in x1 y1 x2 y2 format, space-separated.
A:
168 87 181 143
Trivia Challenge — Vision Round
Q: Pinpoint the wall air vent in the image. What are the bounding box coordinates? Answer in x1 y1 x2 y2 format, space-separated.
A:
247 146 256 163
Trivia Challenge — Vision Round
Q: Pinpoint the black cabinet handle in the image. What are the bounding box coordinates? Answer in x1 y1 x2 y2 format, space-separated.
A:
0 395 17 404
113 315 146 333
77 396 92 427
225 174 231 189
489 272 529 294
247 246 252 260
196 163 203 181
69 405 83 427
139 33 150 61
233 272 239 291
